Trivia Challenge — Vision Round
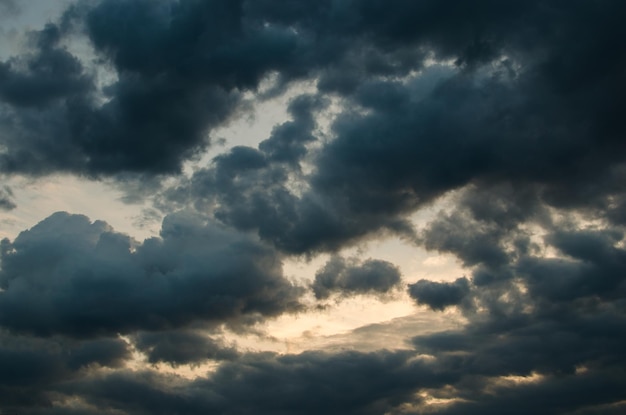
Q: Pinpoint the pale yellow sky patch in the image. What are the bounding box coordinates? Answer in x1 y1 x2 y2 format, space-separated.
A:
0 174 157 241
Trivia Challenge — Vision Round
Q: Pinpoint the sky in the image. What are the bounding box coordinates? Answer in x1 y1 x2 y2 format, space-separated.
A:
0 0 625 414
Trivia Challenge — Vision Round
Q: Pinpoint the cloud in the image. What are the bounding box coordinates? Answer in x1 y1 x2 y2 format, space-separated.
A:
55 350 452 415
132 330 238 366
0 330 130 411
408 277 470 311
143 0 626 257
0 24 92 109
312 256 402 299
1 0 296 175
0 211 303 337
38 294 626 415
409 307 626 414
0 0 574 180
518 228 626 303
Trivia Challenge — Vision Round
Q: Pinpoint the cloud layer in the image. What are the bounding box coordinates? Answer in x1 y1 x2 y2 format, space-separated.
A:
1 0 626 414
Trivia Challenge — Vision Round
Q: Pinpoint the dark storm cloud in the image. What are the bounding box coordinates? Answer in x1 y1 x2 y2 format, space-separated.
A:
303 0 626 248
245 0 530 93
0 0 620 221
1 0 298 175
312 256 402 299
312 59 621 234
5 212 626 415
147 0 626 255
0 211 302 337
1 0 434 177
0 0 607 180
420 183 626 304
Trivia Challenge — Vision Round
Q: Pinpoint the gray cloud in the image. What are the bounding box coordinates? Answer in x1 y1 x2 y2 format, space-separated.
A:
0 24 92 108
55 350 452 415
0 211 303 337
312 256 402 300
1 0 293 175
0 331 130 411
158 91 417 254
144 0 626 256
408 277 471 311
2 0 611 183
132 330 238 366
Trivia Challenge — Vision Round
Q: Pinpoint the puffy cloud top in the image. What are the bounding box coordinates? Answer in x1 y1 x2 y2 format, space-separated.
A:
0 211 303 337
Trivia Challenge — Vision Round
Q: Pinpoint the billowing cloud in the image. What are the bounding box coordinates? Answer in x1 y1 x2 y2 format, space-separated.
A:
138 0 626 255
158 91 417 254
0 211 303 337
1 0 293 175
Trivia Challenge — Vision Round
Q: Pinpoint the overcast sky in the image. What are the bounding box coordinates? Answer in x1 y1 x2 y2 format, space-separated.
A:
1 1 626 414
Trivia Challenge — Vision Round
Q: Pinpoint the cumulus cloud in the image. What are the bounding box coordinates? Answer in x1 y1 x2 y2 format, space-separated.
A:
408 277 471 311
0 211 303 337
312 256 402 299
2 0 291 175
